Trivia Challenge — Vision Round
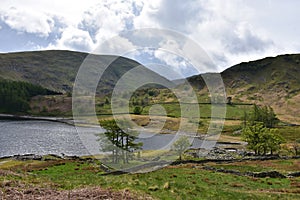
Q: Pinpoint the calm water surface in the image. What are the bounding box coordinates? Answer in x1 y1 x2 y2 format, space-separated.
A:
0 120 209 157
0 120 102 157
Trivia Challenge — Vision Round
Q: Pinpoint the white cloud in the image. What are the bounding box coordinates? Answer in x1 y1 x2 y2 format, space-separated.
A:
0 0 97 26
139 0 206 33
79 0 136 43
134 0 163 29
179 1 276 70
94 36 137 55
154 50 184 69
48 27 94 52
132 0 300 71
0 7 55 37
0 0 300 74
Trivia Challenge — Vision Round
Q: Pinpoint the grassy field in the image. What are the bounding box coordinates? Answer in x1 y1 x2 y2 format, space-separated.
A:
208 159 300 173
0 157 299 199
96 101 253 120
276 126 300 142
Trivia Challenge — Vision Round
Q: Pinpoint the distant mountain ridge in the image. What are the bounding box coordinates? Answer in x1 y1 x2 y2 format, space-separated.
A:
0 50 171 96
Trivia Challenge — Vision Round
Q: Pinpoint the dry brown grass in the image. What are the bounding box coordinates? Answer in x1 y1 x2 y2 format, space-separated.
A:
0 184 152 200
217 135 243 143
30 95 72 114
114 115 181 132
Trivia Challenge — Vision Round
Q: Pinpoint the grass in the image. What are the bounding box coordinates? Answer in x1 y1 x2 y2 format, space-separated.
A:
276 126 300 142
33 161 101 189
94 103 251 135
136 103 252 120
31 161 300 199
1 157 300 199
207 159 300 174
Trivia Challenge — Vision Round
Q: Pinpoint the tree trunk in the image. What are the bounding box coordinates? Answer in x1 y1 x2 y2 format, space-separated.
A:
126 135 129 163
121 134 125 164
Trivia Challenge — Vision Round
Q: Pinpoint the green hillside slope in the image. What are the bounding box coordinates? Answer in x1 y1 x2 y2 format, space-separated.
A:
0 50 171 96
221 54 300 124
187 54 300 124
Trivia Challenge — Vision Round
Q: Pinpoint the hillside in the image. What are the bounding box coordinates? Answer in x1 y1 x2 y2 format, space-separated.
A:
0 50 85 92
0 50 170 95
222 54 300 124
187 54 300 124
0 80 60 114
0 50 299 124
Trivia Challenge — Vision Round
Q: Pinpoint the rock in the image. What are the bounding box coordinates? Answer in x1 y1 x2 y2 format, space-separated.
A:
99 163 111 172
202 166 216 171
244 172 255 177
202 166 286 179
13 154 42 161
163 182 170 189
203 147 238 160
148 185 159 191
152 156 160 161
253 171 286 178
216 168 242 176
64 155 80 160
287 172 300 177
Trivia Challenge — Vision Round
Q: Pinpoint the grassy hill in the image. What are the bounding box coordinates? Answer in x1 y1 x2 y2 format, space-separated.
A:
187 54 300 124
0 50 85 92
0 50 171 95
0 50 299 124
222 54 300 124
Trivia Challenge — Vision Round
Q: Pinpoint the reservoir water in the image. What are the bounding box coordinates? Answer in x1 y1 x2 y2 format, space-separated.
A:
0 120 211 157
0 120 103 157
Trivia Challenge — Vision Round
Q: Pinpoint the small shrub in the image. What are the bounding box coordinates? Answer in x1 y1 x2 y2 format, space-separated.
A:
133 106 142 115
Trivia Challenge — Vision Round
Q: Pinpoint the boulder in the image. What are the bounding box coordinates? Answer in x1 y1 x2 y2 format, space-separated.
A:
287 172 300 177
253 171 286 178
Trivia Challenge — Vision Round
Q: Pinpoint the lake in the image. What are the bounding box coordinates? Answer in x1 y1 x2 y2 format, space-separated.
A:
0 120 212 157
0 120 103 157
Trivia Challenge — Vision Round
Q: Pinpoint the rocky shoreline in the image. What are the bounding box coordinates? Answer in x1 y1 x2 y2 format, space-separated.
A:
0 154 86 161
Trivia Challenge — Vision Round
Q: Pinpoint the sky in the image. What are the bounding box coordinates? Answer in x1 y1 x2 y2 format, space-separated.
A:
0 0 300 77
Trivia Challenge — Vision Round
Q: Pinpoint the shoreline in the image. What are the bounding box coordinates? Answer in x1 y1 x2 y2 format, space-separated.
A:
0 113 74 126
1 152 299 163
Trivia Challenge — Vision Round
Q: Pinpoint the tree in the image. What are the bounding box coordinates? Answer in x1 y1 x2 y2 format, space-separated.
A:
141 95 149 106
242 123 284 155
98 120 142 164
171 136 191 160
242 123 265 155
0 80 60 113
66 91 72 97
104 97 110 105
264 131 284 155
242 110 248 128
133 106 142 115
248 104 279 128
226 96 232 105
292 139 300 156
